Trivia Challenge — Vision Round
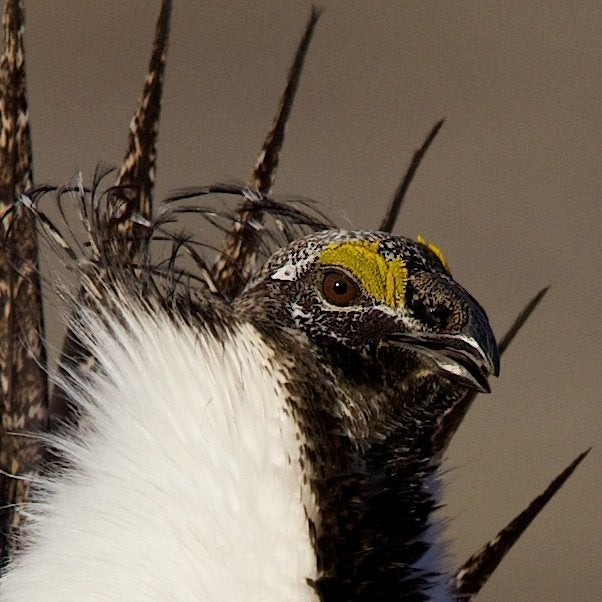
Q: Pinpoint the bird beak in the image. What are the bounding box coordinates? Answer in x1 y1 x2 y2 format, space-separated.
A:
385 313 500 393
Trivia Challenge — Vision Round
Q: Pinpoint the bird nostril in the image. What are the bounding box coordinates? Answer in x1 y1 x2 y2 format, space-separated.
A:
429 306 451 329
412 303 452 330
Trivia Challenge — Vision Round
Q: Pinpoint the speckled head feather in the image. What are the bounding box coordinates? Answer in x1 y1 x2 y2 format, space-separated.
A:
239 229 498 393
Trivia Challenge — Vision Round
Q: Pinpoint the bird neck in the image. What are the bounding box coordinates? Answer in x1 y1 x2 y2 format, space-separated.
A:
255 327 450 599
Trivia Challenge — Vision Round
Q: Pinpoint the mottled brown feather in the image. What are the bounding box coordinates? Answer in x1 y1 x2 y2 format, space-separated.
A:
0 0 48 566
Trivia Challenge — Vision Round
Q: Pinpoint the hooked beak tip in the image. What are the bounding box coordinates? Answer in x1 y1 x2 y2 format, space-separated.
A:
385 329 499 394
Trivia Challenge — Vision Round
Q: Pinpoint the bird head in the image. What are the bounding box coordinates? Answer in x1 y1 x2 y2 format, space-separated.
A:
238 229 499 394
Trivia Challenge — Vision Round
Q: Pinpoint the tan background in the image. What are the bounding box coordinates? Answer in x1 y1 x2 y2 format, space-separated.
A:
20 1 601 599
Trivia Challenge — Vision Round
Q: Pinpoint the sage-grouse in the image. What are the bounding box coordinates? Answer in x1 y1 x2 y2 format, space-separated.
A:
0 1 590 600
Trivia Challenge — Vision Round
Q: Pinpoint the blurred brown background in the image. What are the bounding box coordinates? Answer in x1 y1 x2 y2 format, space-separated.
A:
20 1 601 599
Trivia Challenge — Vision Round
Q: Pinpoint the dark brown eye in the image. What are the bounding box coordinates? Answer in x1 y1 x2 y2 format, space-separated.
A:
321 270 360 306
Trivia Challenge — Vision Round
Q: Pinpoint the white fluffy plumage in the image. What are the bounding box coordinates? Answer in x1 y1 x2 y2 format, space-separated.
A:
0 295 317 601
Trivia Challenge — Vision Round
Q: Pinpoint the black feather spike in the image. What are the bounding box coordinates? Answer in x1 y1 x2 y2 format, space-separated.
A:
212 6 321 299
498 286 549 355
452 449 591 598
379 118 444 233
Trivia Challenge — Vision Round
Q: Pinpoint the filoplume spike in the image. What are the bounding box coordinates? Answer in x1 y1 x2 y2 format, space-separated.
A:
213 7 321 299
0 0 48 566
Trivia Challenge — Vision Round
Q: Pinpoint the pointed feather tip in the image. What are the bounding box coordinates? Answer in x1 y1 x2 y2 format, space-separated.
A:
379 117 445 233
117 0 171 189
498 285 550 355
250 4 322 194
452 448 591 598
0 0 32 190
2 0 22 31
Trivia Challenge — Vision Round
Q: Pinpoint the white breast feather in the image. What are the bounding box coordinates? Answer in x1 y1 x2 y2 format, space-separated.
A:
0 297 317 601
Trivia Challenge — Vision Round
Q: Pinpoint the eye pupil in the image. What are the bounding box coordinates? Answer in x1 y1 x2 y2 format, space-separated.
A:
333 280 348 295
321 270 359 306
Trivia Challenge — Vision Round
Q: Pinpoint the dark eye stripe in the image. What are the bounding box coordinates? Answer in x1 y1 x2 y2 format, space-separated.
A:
321 270 360 306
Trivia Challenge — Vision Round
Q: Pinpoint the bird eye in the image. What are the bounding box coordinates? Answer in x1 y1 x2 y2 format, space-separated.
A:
321 270 360 306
